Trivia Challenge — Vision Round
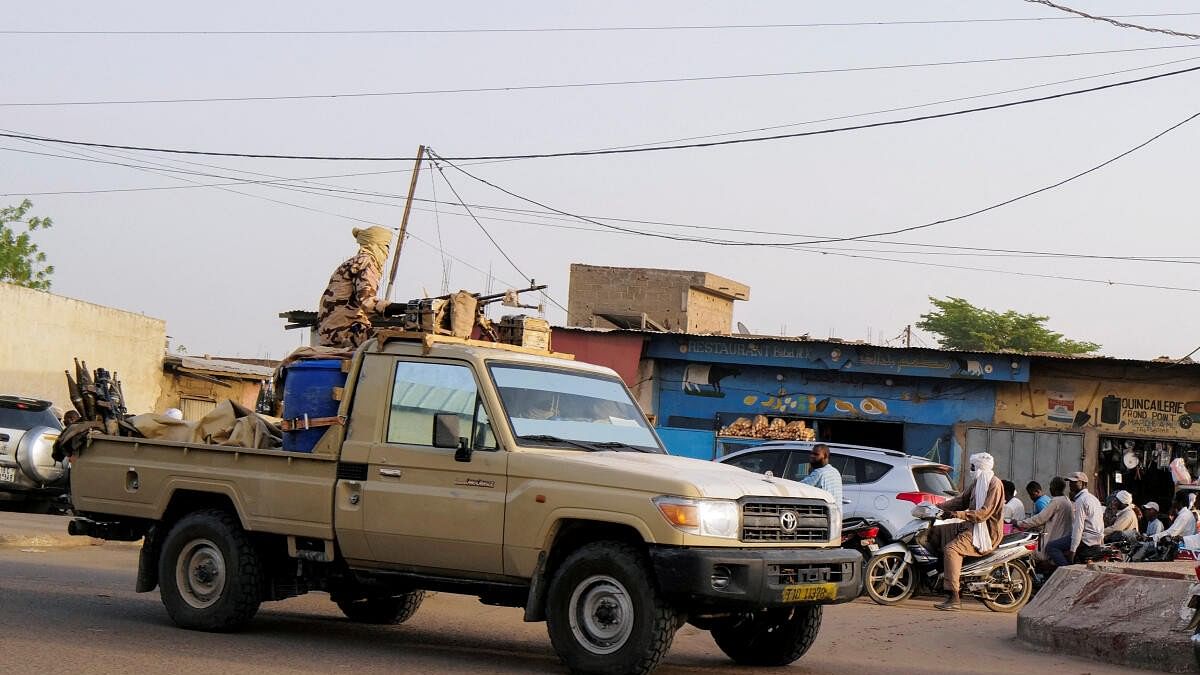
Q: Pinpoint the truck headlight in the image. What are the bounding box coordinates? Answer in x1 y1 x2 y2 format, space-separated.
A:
653 496 739 539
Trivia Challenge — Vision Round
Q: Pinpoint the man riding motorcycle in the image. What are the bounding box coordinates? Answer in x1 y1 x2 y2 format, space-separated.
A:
927 452 1005 611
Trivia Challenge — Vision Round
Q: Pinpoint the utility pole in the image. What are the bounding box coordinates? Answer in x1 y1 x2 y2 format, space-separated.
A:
385 144 426 300
905 324 913 348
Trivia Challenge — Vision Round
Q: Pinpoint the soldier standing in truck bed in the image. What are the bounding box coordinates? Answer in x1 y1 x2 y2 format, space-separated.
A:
316 226 394 348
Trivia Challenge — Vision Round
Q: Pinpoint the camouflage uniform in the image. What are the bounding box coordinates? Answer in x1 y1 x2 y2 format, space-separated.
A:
316 251 387 348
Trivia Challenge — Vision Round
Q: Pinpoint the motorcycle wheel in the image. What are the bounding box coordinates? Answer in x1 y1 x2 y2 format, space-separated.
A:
980 561 1033 613
864 552 915 606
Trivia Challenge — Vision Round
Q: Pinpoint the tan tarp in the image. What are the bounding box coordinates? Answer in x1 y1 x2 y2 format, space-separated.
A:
129 399 282 449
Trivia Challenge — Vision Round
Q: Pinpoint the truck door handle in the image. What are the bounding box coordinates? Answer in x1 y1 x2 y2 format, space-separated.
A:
379 468 403 478
841 499 852 504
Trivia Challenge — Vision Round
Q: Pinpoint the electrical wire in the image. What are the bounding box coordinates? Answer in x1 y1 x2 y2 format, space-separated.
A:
6 43 1200 108
429 158 531 283
6 62 1198 161
431 107 1200 249
790 247 1200 293
1024 0 1200 40
10 139 1200 266
6 12 1200 35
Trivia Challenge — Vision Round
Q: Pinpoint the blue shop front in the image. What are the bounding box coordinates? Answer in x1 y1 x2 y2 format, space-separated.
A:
643 334 1029 472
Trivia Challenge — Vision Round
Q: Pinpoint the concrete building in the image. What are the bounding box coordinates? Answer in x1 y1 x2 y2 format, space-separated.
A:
0 283 166 414
567 264 749 334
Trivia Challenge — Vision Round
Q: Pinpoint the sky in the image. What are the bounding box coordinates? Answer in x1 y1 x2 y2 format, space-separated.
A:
4 1 1200 361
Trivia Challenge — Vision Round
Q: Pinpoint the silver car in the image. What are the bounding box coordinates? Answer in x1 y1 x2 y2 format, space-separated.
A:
718 441 957 541
0 396 67 512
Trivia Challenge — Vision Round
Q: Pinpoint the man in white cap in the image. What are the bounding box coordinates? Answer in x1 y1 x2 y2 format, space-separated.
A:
927 452 1005 611
1142 501 1164 537
1103 490 1138 543
1045 471 1104 566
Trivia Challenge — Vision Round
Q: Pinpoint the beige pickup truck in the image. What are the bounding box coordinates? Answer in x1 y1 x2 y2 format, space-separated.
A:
66 332 860 675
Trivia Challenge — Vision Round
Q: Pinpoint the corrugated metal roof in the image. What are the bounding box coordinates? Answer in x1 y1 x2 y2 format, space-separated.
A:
551 325 1200 370
164 355 274 379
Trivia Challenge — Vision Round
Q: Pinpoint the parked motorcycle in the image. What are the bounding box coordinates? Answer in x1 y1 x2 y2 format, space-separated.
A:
864 504 1037 612
841 517 882 560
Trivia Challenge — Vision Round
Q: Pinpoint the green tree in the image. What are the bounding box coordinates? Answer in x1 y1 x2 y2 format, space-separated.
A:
0 200 54 290
916 297 1099 355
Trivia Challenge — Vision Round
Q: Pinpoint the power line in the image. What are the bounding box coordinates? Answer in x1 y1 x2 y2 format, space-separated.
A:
5 43 1200 108
430 108 1200 250
10 137 1200 266
429 158 530 283
6 13 1200 35
12 53 1197 193
785 109 1200 246
1024 0 1200 40
791 247 1200 294
6 62 1198 161
10 132 1199 300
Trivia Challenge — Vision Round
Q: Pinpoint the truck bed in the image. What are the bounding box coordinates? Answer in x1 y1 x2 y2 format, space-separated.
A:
71 435 338 540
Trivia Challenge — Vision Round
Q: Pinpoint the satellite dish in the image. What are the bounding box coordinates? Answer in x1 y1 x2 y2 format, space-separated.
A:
736 322 751 335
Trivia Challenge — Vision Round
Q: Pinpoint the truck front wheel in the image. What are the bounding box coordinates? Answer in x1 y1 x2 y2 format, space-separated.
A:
545 542 679 675
157 509 262 632
337 591 425 624
710 606 822 667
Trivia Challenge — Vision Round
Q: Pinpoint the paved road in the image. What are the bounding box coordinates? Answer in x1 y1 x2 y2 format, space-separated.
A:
0 544 1132 675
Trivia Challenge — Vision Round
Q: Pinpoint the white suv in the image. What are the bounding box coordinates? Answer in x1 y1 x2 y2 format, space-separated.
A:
718 441 957 541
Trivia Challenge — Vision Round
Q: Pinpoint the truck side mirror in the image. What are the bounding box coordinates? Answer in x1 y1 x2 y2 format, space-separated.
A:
454 438 473 463
433 413 460 449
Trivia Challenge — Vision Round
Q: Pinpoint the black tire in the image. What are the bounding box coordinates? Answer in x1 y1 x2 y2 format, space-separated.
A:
864 552 916 606
337 591 425 624
980 561 1033 613
711 605 823 667
545 541 679 675
158 509 262 632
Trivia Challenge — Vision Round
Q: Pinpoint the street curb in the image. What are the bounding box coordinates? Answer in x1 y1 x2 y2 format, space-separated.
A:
1017 565 1196 673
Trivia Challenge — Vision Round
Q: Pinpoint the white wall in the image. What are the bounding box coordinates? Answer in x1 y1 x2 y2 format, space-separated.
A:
0 283 166 414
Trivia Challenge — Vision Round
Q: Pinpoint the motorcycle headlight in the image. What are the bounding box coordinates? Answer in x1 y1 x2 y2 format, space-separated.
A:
654 496 739 539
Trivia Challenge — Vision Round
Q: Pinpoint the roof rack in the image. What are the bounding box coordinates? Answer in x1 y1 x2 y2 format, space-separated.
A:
374 330 575 361
751 439 909 458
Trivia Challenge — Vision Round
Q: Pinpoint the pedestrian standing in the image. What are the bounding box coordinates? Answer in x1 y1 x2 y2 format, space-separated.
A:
1027 481 1051 515
800 444 842 505
1016 477 1072 569
1044 471 1104 566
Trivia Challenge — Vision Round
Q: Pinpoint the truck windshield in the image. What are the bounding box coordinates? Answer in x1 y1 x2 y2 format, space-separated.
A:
489 364 664 453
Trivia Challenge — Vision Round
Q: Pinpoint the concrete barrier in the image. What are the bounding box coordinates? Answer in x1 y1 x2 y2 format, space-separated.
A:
1018 562 1198 673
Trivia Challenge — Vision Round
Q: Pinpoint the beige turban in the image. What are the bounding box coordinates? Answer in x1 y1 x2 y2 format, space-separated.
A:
353 226 392 268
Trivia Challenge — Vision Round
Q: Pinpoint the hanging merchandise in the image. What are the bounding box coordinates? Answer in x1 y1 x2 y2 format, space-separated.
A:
1123 452 1140 470
1170 457 1193 485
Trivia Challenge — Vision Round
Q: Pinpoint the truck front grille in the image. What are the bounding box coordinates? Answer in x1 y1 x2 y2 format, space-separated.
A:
741 500 830 542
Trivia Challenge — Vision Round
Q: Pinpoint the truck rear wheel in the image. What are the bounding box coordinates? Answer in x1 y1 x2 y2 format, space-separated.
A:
545 542 679 675
710 606 822 667
158 509 262 632
337 591 425 624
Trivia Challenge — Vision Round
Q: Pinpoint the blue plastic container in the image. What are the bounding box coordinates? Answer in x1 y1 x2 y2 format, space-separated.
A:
281 359 348 452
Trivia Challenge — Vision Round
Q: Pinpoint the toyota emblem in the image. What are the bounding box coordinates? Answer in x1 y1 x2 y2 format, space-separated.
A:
779 510 799 533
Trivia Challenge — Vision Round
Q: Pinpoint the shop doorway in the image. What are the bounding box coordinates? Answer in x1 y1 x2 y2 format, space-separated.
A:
815 419 904 451
1098 436 1196 514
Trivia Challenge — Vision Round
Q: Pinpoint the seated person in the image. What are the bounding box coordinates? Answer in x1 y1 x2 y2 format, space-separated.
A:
1103 490 1138 543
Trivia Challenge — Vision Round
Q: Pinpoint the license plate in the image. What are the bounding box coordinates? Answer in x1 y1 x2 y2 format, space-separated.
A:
782 583 837 603
0 466 15 483
868 543 879 552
